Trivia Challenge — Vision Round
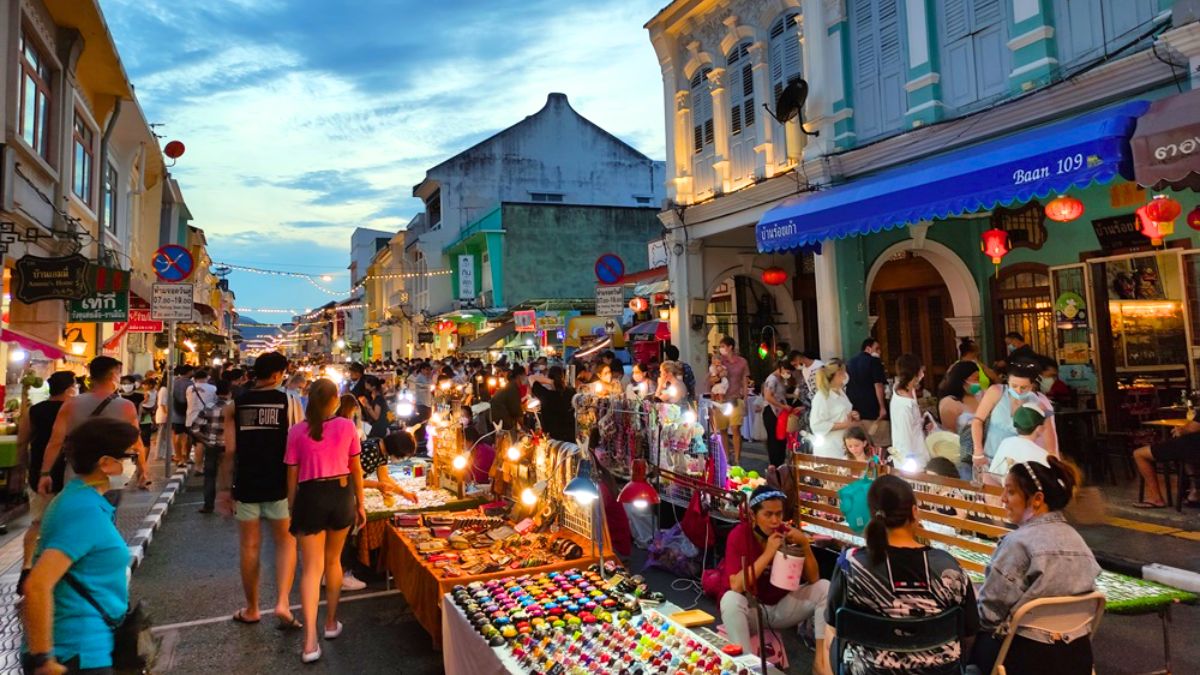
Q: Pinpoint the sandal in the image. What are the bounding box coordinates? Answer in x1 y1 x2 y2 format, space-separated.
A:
232 609 260 624
323 621 344 639
1133 501 1167 509
275 614 303 631
301 645 321 664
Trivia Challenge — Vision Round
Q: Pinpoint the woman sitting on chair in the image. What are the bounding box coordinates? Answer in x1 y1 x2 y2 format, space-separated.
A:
825 475 979 674
971 457 1099 674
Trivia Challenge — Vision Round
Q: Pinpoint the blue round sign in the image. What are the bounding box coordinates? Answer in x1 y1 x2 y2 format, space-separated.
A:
594 253 625 285
153 245 195 282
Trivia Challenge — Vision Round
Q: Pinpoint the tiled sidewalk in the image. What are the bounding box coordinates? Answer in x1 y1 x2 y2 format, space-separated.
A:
0 458 191 673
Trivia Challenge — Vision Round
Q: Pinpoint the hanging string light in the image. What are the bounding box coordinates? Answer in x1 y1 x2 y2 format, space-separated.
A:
213 263 346 296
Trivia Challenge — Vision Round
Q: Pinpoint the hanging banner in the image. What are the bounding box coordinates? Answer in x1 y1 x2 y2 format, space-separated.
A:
458 254 475 300
69 291 130 322
12 254 91 303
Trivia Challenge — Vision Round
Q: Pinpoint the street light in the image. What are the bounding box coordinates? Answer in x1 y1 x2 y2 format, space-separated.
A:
64 327 88 356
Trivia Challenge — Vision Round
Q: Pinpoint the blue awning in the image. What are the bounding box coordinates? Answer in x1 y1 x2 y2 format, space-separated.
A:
757 100 1150 252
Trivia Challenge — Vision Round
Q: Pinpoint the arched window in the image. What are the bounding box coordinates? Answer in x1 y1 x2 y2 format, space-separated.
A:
690 66 716 195
769 12 802 166
726 42 756 181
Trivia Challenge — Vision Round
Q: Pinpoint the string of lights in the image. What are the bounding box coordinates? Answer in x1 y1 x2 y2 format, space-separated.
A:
213 262 347 296
352 268 453 289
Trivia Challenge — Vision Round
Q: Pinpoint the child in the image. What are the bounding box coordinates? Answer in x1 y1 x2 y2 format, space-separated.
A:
708 355 729 400
843 426 876 462
986 405 1049 484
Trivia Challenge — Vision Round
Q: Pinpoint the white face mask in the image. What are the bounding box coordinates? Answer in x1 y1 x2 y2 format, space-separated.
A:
109 456 136 491
120 384 135 394
1039 377 1055 393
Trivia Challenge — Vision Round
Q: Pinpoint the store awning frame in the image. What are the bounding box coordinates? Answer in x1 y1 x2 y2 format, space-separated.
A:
1 327 66 360
1131 88 1200 191
460 321 517 353
756 100 1149 251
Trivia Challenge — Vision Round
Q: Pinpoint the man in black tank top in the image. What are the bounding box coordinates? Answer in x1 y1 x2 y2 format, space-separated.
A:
216 351 301 626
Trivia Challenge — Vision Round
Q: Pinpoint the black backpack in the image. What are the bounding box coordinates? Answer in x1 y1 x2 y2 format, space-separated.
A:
172 384 188 416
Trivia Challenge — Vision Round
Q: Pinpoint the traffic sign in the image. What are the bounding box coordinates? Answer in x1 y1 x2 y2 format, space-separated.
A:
594 253 625 285
153 245 194 282
595 285 624 317
152 283 194 321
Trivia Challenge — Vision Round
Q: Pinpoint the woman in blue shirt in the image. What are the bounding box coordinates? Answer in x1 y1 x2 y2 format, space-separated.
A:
22 418 137 674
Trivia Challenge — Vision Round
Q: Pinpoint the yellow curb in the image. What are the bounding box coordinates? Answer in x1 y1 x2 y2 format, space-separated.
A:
1104 516 1183 535
1169 530 1200 542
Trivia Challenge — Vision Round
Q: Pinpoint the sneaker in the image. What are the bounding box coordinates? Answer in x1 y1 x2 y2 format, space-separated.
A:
341 571 367 591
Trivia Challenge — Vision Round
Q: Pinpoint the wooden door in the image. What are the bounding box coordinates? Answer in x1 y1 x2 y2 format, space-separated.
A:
872 287 955 382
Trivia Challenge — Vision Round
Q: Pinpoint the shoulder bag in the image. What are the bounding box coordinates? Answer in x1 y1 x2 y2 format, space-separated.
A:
62 574 155 674
838 456 880 534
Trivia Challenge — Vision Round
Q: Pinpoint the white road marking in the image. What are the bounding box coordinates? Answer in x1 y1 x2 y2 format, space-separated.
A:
150 589 402 633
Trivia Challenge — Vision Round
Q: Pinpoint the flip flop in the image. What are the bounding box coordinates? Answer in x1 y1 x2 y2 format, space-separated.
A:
275 614 303 631
1133 501 1167 509
232 609 260 624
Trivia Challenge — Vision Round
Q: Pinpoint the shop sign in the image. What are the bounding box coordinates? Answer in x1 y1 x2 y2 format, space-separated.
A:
536 311 564 330
1053 291 1087 329
418 331 434 344
458 321 478 338
12 254 91 303
595 285 624 317
1109 182 1146 209
115 309 164 334
1091 214 1147 252
69 291 129 322
1061 342 1090 365
151 283 195 321
457 254 475 300
514 310 537 332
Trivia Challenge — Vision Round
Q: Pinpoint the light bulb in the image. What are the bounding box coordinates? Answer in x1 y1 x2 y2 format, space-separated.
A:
475 375 484 383
451 454 468 471
506 445 521 461
499 378 507 387
632 498 649 510
637 382 647 395
666 384 678 398
572 492 598 506
430 412 443 427
721 402 734 416
593 382 604 394
439 380 452 391
9 349 26 362
487 377 497 387
812 433 826 448
396 401 415 418
683 409 697 425
901 457 919 473
526 398 541 412
335 339 345 349
521 487 537 506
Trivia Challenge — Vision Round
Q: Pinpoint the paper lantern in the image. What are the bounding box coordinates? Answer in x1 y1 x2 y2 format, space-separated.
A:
628 296 649 312
1136 204 1174 246
761 267 788 286
1044 196 1084 222
981 228 1010 265
1143 194 1182 223
1188 206 1200 232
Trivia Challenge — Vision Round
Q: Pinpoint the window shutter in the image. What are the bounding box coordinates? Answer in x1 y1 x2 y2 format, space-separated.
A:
943 0 970 40
691 67 713 153
742 63 755 129
973 0 1003 26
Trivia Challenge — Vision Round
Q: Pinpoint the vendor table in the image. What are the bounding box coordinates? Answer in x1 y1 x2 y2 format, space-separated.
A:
383 523 598 648
1142 418 1190 429
358 475 486 566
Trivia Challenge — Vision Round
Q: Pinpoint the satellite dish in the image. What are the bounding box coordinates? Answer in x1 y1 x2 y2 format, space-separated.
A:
763 79 819 137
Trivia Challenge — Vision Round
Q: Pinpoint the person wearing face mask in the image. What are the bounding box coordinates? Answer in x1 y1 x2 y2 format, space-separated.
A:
971 457 1098 674
888 353 931 470
1038 364 1073 407
808 359 859 458
845 338 889 422
971 361 1058 473
21 418 140 675
760 360 794 468
37 357 145 500
713 336 750 465
938 360 982 477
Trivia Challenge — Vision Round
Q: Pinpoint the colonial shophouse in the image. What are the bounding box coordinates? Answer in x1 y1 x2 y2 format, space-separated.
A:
648 0 1200 423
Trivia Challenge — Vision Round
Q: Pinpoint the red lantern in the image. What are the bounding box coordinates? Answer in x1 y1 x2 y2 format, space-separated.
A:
1136 204 1174 246
628 296 649 313
1143 194 1182 223
1188 206 1200 232
761 267 788 286
1044 196 1084 222
164 140 186 159
981 228 1009 277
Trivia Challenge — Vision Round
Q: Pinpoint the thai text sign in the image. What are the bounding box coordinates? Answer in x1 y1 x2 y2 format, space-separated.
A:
69 291 129 322
595 286 624 317
152 283 194 321
115 309 164 334
12 254 91 303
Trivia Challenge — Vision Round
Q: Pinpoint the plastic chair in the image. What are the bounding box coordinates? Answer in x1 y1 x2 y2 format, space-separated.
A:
990 591 1105 675
834 606 965 675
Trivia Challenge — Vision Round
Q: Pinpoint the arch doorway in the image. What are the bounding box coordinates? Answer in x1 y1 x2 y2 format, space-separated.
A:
869 253 957 382
705 273 794 383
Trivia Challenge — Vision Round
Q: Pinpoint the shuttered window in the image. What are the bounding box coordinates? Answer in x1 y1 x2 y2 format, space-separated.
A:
768 12 803 165
939 0 1010 113
727 42 757 180
849 0 905 142
1054 0 1160 67
691 67 714 154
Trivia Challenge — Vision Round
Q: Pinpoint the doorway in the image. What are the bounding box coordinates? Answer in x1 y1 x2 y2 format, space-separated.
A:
869 253 956 381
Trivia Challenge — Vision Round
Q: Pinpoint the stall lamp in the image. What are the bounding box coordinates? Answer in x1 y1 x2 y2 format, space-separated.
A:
9 349 26 363
324 368 345 385
564 459 600 506
335 339 346 349
506 444 522 462
721 402 734 416
451 454 469 472
617 459 659 509
499 378 507 387
212 357 224 367
658 307 670 321
683 409 697 425
476 375 484 383
900 457 920 474
520 481 546 507
525 397 542 412
665 384 678 399
487 377 497 387
396 400 415 418
439 380 452 391
637 381 648 396
593 382 604 394
430 412 444 428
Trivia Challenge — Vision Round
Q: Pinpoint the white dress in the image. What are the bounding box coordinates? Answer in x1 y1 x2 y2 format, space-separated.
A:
889 393 929 469
809 389 853 458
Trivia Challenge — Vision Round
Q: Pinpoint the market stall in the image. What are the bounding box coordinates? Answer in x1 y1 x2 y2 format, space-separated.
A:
357 466 487 566
440 565 773 675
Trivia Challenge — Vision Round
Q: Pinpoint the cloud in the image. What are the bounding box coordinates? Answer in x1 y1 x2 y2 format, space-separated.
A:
103 0 667 315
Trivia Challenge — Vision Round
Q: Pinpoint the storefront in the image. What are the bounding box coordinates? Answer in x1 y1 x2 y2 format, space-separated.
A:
756 98 1200 429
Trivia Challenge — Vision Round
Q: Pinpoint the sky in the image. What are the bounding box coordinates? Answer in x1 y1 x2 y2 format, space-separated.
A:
102 0 668 324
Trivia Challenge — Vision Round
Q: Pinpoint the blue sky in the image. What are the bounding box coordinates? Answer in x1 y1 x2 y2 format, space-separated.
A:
102 0 667 323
